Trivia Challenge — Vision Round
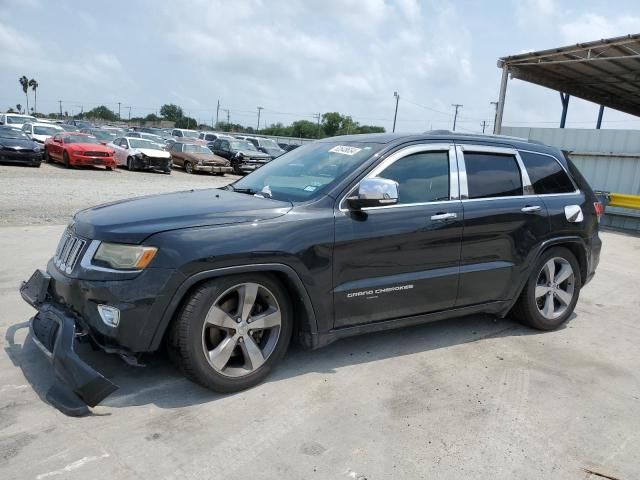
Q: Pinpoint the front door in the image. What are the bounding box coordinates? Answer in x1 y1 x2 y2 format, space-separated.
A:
333 144 463 328
454 144 549 307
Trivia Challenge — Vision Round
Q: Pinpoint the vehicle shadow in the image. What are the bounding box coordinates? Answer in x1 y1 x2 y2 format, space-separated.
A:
4 313 574 413
43 161 113 172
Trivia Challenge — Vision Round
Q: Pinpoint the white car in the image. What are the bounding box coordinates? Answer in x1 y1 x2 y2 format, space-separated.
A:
0 113 37 129
108 137 172 173
22 122 63 143
171 128 199 140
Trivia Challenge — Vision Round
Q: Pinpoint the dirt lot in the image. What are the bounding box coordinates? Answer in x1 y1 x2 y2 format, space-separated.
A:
0 162 237 226
0 164 639 479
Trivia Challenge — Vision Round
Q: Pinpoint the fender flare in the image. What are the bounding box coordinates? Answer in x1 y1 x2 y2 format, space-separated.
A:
499 235 588 317
148 263 319 351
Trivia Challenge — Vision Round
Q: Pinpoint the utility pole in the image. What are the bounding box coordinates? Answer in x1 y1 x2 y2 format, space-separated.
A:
256 106 263 132
117 102 121 120
490 101 499 132
58 100 63 118
314 113 321 138
451 103 463 131
392 91 400 132
216 99 220 127
127 106 131 121
481 120 488 133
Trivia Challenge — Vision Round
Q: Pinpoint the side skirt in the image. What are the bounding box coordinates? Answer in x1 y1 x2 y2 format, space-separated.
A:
307 301 511 350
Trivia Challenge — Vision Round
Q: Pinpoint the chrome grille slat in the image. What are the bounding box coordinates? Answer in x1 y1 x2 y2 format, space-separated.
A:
53 230 86 273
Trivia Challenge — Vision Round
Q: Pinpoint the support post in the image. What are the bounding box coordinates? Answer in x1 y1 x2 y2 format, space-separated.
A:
559 92 570 128
596 105 605 129
493 65 509 134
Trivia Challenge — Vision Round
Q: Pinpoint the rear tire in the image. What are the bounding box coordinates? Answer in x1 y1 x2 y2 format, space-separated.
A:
168 274 293 393
512 247 581 330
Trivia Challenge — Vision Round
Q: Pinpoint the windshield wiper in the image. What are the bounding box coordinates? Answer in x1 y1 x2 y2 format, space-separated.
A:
228 185 256 195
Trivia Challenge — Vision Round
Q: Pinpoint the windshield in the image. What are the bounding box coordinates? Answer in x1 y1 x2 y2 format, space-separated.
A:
181 130 199 138
0 127 28 139
64 135 100 144
231 140 257 151
130 138 162 150
183 144 211 154
231 141 383 202
7 115 35 124
91 130 117 141
33 126 62 136
60 125 80 132
140 133 162 142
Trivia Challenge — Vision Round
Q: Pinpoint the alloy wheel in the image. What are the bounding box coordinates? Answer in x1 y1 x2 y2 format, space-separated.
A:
201 282 282 378
185 162 193 174
535 257 575 320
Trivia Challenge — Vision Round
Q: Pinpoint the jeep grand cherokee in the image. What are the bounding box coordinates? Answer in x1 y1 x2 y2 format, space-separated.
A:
21 132 602 415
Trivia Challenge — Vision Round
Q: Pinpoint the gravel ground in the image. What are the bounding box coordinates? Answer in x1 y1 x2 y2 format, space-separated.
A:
0 162 238 226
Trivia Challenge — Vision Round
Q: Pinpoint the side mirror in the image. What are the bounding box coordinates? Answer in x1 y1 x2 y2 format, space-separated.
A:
347 178 399 210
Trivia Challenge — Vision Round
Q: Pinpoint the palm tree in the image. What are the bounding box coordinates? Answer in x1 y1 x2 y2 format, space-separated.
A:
19 76 29 114
16 103 22 113
28 79 38 114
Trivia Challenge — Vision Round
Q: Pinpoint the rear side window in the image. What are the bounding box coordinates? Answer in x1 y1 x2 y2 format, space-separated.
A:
377 151 450 204
465 152 522 199
519 151 575 194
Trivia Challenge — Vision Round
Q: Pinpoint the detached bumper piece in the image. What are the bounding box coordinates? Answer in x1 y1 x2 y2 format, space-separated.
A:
20 269 118 416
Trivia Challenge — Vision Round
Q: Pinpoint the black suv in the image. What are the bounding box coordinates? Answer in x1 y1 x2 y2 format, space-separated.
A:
209 137 272 174
21 132 602 415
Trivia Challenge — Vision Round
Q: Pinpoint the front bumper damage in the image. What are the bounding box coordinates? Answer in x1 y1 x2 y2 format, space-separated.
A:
20 269 118 416
132 155 171 171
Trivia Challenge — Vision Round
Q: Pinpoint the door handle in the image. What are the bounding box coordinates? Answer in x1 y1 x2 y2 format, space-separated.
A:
521 205 542 213
430 212 457 221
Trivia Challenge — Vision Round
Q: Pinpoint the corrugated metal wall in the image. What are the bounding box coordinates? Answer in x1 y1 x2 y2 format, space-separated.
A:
502 126 640 231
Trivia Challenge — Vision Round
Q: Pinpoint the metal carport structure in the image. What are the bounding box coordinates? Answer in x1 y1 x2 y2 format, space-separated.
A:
493 33 640 134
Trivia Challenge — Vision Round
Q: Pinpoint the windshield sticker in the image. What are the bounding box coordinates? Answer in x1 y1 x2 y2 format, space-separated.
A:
303 185 318 192
329 145 362 156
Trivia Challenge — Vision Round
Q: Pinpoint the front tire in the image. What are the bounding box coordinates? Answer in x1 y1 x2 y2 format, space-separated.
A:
184 161 194 174
127 157 135 171
63 151 71 168
168 274 293 393
512 247 581 330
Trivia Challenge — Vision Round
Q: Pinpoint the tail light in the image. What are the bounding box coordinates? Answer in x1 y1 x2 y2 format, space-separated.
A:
594 201 604 220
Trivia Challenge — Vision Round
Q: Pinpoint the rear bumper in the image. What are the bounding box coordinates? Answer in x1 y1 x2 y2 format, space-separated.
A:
194 164 233 173
584 231 602 286
20 270 118 415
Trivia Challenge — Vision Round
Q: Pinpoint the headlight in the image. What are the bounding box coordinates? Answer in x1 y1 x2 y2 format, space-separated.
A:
33 145 42 151
93 242 157 270
72 149 83 155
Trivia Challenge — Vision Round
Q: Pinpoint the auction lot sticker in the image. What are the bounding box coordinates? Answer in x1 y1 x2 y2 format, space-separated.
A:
329 145 362 155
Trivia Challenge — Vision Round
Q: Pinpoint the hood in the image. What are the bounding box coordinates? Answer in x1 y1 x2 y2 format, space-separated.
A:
183 152 228 164
135 147 171 158
69 142 112 152
72 188 292 243
0 137 39 149
31 134 52 143
238 149 270 159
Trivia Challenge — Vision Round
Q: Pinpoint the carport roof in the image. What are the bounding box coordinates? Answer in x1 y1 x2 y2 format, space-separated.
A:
498 34 640 117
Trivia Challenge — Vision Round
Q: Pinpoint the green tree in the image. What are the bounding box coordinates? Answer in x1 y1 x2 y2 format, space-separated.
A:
290 120 318 138
356 125 385 134
15 103 22 113
160 104 184 122
28 79 38 114
19 76 29 113
321 112 343 137
144 113 161 122
84 105 118 121
175 116 197 129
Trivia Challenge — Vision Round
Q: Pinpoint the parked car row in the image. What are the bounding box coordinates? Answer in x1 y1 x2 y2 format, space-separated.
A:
1 112 306 174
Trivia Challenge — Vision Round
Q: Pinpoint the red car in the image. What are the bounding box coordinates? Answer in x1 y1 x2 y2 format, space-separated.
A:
44 132 116 170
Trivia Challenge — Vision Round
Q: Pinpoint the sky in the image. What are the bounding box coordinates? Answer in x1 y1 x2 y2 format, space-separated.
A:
1 0 639 133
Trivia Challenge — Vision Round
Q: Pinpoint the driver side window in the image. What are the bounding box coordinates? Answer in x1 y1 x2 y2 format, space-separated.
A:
376 151 450 205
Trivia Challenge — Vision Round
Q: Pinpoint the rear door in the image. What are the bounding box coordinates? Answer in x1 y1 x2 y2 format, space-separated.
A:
455 144 549 307
333 143 463 327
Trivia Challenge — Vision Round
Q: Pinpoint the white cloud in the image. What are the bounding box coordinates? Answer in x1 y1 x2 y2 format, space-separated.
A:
560 13 640 44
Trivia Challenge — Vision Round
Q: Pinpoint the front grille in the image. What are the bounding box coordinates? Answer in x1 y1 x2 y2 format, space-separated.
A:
84 151 109 157
53 231 87 274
